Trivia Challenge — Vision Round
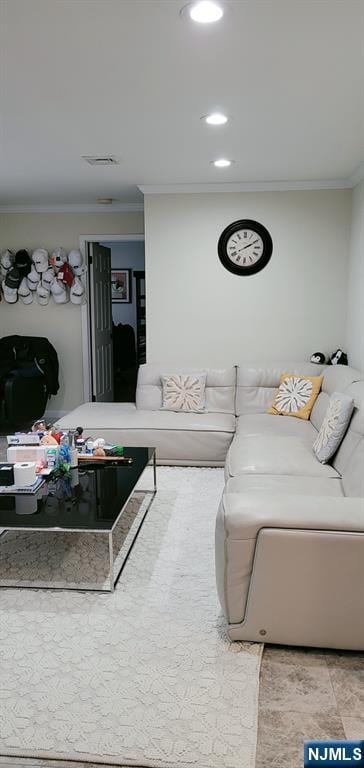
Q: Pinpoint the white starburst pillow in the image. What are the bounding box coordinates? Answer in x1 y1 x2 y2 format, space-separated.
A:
268 372 323 420
161 373 207 413
313 391 354 463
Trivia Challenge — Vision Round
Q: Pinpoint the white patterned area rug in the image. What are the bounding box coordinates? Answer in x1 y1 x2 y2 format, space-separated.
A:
0 467 262 768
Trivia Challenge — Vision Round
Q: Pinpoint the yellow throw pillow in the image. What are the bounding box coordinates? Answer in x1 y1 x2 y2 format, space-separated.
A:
268 372 323 420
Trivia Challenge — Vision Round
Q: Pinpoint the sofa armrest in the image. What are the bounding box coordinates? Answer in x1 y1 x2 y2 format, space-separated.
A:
221 493 364 541
216 493 364 625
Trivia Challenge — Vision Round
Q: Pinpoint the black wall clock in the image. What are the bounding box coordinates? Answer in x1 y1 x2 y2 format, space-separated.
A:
218 219 273 275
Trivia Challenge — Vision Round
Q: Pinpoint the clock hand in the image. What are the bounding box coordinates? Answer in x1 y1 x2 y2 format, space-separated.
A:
240 239 259 251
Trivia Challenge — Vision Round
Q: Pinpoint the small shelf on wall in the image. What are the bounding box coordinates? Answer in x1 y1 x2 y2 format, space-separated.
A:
134 270 146 365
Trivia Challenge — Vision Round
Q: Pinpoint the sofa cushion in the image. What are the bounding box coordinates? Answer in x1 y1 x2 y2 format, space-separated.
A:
236 413 317 448
56 402 235 433
226 474 344 497
313 392 354 463
267 373 323 420
225 435 340 479
55 403 235 464
137 363 236 414
161 372 206 412
236 362 325 416
310 365 363 431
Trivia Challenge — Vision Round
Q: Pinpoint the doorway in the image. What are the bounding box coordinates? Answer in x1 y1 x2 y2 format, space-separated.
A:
101 240 145 402
80 234 145 404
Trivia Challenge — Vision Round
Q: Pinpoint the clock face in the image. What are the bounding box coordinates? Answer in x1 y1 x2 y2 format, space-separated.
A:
226 229 264 267
218 219 273 276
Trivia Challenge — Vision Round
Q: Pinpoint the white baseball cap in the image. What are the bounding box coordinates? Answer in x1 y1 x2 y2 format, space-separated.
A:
0 249 14 271
68 249 86 276
42 267 55 289
18 277 33 304
51 247 67 269
50 277 69 304
70 277 86 305
36 282 50 306
2 279 18 304
27 265 41 290
32 248 49 273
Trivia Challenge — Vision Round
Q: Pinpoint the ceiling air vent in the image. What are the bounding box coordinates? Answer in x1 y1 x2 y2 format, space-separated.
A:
82 155 119 166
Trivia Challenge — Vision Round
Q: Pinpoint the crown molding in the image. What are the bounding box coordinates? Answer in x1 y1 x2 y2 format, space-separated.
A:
0 202 144 213
139 179 352 194
138 163 364 195
349 162 364 187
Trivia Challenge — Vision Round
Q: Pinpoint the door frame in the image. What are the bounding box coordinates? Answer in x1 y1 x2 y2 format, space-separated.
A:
79 233 145 402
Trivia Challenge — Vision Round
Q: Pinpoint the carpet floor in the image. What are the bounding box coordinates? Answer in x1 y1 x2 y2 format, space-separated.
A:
0 467 262 768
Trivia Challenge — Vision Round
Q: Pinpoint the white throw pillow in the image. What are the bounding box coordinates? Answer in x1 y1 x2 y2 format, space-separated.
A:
313 391 354 464
161 373 206 413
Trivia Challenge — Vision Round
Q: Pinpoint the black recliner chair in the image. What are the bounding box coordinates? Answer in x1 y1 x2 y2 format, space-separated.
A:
0 335 59 426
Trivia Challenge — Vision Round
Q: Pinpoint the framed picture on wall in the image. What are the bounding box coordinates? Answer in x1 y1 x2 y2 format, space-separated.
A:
111 269 132 303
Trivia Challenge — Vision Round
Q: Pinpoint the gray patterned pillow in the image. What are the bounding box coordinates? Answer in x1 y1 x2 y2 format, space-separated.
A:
161 373 206 413
313 391 354 463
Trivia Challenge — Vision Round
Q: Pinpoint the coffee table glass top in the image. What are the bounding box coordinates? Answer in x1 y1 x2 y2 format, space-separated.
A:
0 447 155 532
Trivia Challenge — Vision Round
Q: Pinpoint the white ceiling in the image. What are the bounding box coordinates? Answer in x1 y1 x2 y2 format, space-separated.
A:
0 0 363 207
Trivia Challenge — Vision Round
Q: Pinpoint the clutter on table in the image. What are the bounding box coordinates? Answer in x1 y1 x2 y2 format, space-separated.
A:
1 421 131 493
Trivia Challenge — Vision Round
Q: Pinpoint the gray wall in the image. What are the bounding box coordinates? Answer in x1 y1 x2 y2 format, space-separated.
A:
144 190 352 366
346 180 364 371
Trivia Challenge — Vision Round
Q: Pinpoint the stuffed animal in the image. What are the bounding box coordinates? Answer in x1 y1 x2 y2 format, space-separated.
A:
310 352 326 364
328 349 348 366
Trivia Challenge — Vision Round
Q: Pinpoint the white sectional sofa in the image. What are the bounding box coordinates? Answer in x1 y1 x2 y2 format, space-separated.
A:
56 360 364 650
55 364 236 465
216 362 364 651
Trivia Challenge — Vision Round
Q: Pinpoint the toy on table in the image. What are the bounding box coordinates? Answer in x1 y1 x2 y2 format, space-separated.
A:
328 349 348 366
40 433 59 446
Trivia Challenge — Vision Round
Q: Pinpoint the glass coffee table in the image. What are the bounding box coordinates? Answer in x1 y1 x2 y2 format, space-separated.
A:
0 447 156 592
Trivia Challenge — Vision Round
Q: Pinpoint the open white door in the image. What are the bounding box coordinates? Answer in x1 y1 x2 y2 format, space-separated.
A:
89 242 113 402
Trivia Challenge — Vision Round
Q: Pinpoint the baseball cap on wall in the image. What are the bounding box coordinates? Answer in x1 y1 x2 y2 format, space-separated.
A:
18 277 33 304
27 265 41 290
36 282 50 306
70 277 86 304
68 249 86 276
50 278 69 304
32 248 49 273
42 267 55 289
58 262 74 288
0 249 14 275
5 265 21 290
51 247 67 269
15 249 32 278
2 279 18 304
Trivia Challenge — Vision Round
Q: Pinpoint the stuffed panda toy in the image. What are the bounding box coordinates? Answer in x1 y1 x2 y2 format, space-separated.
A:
310 352 326 364
328 349 348 366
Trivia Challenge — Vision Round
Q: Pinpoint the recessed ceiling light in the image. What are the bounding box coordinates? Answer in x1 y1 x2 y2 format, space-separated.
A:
204 112 228 125
212 158 233 168
186 1 224 23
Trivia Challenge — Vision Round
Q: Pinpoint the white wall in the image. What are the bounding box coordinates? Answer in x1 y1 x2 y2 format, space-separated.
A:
0 212 144 413
101 240 145 335
346 180 364 371
144 190 352 366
